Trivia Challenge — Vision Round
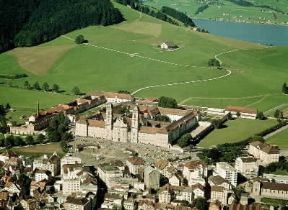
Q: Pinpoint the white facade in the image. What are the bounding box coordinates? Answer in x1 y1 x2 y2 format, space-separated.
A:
183 161 207 186
35 171 49 182
210 186 228 205
215 162 237 187
248 141 279 166
169 175 181 186
159 190 172 204
235 157 258 178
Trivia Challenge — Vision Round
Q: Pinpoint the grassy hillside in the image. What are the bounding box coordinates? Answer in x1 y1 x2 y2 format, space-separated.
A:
145 0 288 25
0 2 287 124
267 128 288 148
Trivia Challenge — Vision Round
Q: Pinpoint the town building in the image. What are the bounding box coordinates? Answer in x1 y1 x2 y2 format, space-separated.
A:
61 156 82 175
252 181 288 200
183 160 207 186
33 153 60 176
208 175 230 190
248 141 280 165
235 157 258 178
263 173 288 184
144 166 160 190
210 186 229 205
214 162 237 187
126 156 145 175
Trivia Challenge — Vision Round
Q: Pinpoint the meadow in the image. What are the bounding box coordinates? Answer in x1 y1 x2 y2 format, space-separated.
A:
145 0 288 25
0 2 287 125
11 143 63 156
266 128 288 148
198 118 278 148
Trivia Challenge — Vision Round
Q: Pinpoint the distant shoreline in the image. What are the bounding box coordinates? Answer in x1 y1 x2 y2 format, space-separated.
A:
192 17 288 27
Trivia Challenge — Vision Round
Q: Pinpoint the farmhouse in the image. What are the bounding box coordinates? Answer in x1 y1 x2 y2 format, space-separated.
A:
160 42 178 50
75 102 198 148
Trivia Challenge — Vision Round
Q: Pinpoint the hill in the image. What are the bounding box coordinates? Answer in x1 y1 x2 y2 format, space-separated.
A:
145 0 288 25
0 2 287 124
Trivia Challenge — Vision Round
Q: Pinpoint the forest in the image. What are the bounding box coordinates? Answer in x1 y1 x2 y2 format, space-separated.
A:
0 0 124 52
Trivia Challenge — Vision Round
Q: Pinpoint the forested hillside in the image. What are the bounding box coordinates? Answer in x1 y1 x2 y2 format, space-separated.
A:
0 0 123 52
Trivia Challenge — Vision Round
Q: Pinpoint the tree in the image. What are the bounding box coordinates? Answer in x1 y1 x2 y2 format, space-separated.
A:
14 136 24 146
5 103 11 111
282 82 288 94
25 135 34 145
33 81 41 90
177 133 192 148
46 113 72 142
24 81 31 89
194 197 208 210
256 111 266 120
72 86 81 95
158 96 178 108
75 35 85 44
154 115 171 122
35 134 46 144
42 82 49 91
274 109 283 119
236 111 241 118
52 84 60 93
208 58 220 67
4 135 14 148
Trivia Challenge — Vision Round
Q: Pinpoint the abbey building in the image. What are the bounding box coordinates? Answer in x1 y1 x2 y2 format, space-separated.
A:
75 103 198 148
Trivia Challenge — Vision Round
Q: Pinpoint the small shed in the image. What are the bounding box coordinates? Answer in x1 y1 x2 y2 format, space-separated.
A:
160 42 178 50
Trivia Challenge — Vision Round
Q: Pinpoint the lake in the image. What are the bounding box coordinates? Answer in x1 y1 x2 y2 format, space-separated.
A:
194 19 288 46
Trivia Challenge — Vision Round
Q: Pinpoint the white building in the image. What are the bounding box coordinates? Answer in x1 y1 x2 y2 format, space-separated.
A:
248 141 279 166
126 156 145 175
183 160 207 186
210 186 229 205
235 157 258 178
90 91 133 104
33 153 60 176
160 42 178 50
97 163 123 189
34 169 49 182
60 156 82 175
215 162 237 187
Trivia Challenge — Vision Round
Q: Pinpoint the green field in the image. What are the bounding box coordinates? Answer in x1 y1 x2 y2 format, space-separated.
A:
266 128 288 148
198 119 277 148
145 0 288 25
11 143 64 156
0 2 287 124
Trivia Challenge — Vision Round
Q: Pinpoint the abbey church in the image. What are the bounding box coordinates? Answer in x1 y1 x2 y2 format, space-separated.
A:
75 102 198 148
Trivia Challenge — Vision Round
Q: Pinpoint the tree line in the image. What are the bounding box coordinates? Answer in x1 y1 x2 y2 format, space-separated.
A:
115 0 179 26
161 6 195 27
0 0 124 52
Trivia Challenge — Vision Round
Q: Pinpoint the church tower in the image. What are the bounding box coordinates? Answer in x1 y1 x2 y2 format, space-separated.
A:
131 106 139 143
105 103 113 140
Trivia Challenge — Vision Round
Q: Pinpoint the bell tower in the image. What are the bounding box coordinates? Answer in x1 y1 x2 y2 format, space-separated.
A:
131 106 139 143
105 103 113 140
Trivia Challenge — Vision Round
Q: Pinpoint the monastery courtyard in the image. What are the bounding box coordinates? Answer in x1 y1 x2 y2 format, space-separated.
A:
70 136 200 166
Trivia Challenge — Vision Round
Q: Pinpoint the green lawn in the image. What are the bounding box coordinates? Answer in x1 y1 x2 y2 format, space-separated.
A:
0 2 287 124
12 142 64 156
145 0 288 25
198 118 278 148
266 128 288 148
